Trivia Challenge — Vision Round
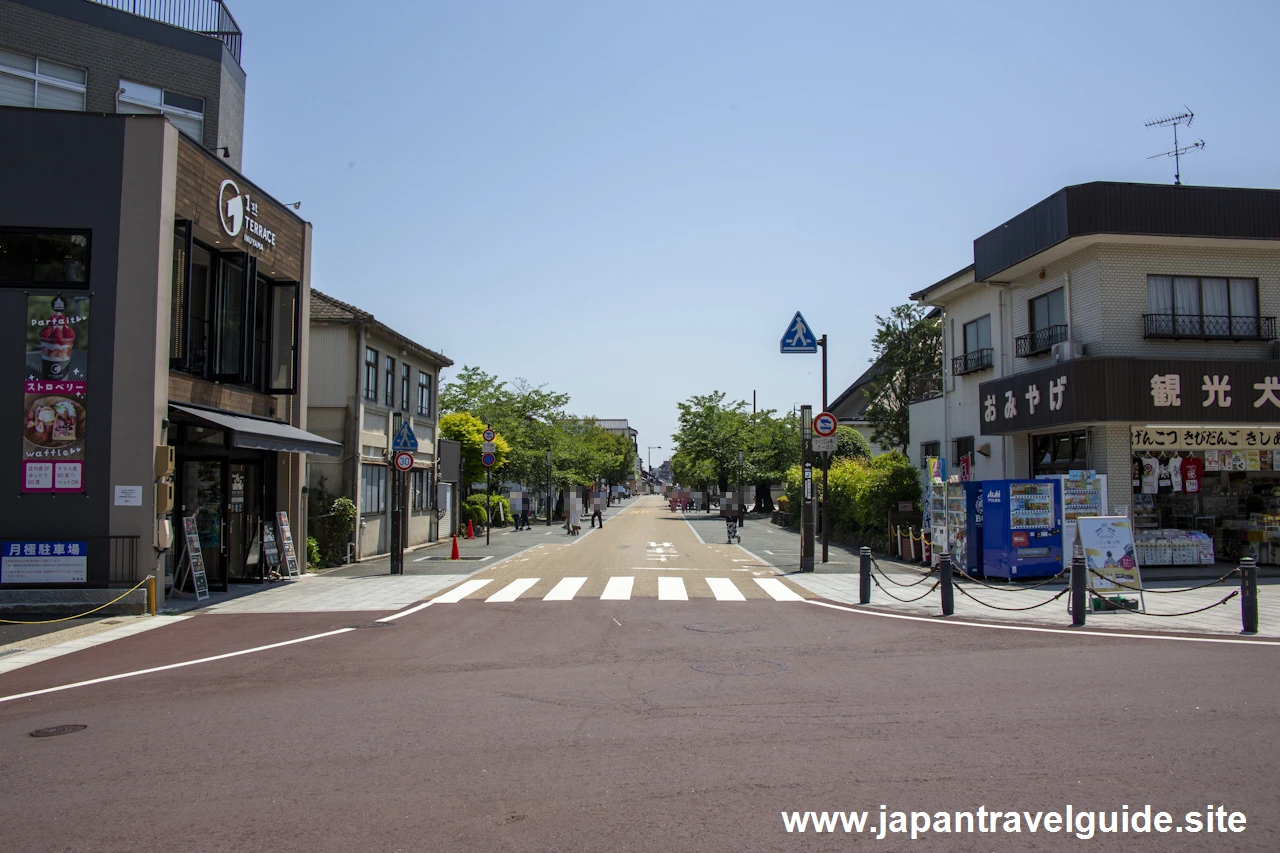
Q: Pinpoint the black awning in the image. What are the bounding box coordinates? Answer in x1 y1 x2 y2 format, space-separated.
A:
171 404 342 457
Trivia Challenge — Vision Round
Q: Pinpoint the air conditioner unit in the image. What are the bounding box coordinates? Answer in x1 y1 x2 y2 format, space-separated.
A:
1052 341 1084 362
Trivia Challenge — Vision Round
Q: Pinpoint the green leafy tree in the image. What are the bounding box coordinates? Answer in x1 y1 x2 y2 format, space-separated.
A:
864 304 941 454
672 391 750 493
438 411 510 491
833 425 871 462
741 409 800 511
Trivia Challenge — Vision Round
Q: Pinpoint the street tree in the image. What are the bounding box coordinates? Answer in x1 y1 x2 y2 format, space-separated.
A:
863 303 941 454
438 411 510 494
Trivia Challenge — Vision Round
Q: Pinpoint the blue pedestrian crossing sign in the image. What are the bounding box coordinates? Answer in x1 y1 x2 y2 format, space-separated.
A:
391 421 418 452
780 311 817 353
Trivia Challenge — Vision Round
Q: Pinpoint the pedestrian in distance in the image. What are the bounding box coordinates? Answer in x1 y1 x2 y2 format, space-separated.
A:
591 491 605 528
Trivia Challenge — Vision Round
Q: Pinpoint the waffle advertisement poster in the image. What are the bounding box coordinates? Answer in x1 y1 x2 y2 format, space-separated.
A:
23 295 89 493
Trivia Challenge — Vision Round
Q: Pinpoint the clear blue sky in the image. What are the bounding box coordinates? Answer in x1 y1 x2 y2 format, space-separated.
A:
234 0 1279 465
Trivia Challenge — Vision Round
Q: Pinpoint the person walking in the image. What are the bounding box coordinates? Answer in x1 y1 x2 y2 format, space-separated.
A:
591 491 605 528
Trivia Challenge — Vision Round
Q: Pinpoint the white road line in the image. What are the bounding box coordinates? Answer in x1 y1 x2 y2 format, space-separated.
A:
486 577 540 602
601 576 634 600
565 527 598 546
432 578 493 603
764 550 776 555
755 577 805 601
805 600 1280 646
377 600 434 622
658 577 688 601
543 577 588 601
706 577 746 601
683 517 706 545
481 556 493 561
736 543 777 572
544 531 553 535
0 628 355 705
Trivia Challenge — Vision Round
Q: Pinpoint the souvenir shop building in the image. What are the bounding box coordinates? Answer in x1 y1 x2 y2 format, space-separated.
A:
0 108 338 608
972 182 1280 567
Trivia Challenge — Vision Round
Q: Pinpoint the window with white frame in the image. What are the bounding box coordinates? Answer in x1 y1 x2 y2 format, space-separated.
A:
116 79 205 142
417 371 432 416
360 464 386 514
411 468 431 512
0 49 86 111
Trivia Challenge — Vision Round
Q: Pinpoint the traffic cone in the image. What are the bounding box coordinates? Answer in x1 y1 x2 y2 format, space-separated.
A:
466 519 475 540
450 535 460 560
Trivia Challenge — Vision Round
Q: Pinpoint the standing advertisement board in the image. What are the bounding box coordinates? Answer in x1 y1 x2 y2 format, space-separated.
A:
180 516 210 601
1076 516 1146 612
276 512 301 577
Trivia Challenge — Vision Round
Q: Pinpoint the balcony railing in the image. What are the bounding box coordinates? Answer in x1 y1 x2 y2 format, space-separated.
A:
90 1 243 64
952 348 994 376
908 369 943 403
1143 313 1277 341
1015 324 1069 357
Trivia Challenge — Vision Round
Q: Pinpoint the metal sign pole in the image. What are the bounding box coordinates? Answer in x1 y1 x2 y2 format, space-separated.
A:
800 405 814 572
486 465 491 546
819 335 829 564
390 466 402 575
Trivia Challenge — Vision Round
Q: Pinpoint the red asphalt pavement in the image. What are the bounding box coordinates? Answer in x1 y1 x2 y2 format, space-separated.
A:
1 598 1278 852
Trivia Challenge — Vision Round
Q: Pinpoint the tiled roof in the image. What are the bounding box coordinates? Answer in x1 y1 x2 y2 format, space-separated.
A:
310 289 453 368
311 289 373 323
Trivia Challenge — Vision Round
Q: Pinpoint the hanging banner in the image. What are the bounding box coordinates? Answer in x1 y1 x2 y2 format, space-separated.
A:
23 295 89 493
276 511 300 577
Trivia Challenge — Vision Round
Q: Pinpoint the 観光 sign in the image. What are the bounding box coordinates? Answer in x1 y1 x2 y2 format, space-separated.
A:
980 358 1280 435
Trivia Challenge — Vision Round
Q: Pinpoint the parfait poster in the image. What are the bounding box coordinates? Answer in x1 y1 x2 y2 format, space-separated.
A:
23 295 89 493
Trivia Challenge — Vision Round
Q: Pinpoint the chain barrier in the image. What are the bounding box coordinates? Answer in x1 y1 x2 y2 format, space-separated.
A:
951 565 1068 592
1122 567 1240 595
952 582 1071 612
869 557 934 588
870 573 942 603
1086 568 1240 617
0 575 154 624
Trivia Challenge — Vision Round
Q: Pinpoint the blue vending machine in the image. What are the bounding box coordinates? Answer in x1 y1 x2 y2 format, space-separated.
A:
981 479 1063 579
961 480 985 576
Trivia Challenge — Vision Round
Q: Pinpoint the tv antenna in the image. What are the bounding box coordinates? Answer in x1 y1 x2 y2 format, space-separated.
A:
1144 107 1204 185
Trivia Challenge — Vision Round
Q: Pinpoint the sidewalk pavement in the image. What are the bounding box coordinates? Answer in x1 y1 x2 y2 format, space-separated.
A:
681 510 1277 639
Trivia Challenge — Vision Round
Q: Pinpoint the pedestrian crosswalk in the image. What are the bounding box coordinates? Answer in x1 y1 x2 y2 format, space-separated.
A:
430 575 804 604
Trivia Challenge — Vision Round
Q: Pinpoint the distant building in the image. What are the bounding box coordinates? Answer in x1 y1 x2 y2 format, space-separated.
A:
306 291 453 558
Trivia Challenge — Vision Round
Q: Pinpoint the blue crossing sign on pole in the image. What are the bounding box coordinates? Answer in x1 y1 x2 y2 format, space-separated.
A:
780 311 817 353
391 421 418 453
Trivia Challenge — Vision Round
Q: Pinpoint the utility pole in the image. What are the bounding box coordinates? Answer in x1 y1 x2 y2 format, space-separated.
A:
818 334 830 563
800 405 814 572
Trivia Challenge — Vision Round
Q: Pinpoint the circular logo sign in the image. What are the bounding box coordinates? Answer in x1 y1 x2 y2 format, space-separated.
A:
217 179 244 238
1119 555 1135 569
482 428 496 442
481 452 496 467
813 412 838 437
393 451 414 471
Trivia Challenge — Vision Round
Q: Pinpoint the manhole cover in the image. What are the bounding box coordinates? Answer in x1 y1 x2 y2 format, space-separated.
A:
29 724 86 738
691 660 786 676
684 623 760 634
345 622 393 629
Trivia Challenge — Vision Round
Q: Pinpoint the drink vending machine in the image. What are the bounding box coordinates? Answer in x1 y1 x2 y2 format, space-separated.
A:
981 479 1063 579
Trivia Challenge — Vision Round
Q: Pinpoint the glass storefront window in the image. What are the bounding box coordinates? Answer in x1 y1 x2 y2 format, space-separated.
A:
0 229 89 285
268 282 297 392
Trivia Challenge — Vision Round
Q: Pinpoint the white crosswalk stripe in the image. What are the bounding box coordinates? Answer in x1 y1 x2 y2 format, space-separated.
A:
432 578 493 603
543 577 588 601
705 577 746 601
486 578 540 602
600 576 634 600
754 577 805 601
657 577 688 601
432 575 805 603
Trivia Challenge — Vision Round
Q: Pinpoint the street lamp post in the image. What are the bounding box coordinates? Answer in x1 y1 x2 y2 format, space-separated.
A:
647 446 661 491
546 448 553 526
737 449 745 523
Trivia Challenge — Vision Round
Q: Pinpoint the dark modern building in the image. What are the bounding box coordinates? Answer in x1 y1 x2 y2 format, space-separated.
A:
0 0 246 169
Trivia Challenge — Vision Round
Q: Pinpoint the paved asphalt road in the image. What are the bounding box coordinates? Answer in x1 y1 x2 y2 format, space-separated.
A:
1 495 1277 852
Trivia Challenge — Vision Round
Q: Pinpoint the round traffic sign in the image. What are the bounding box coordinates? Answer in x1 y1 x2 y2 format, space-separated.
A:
813 411 838 437
393 451 414 471
481 452 496 467
482 428 496 442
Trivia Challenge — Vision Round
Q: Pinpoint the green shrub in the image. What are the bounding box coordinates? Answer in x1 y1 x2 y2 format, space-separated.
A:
321 496 357 565
781 451 921 549
305 536 321 571
464 493 512 527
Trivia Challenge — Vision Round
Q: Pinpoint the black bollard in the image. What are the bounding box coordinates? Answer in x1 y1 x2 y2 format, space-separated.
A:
939 552 954 617
1240 555 1258 636
1071 550 1087 627
859 546 871 605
